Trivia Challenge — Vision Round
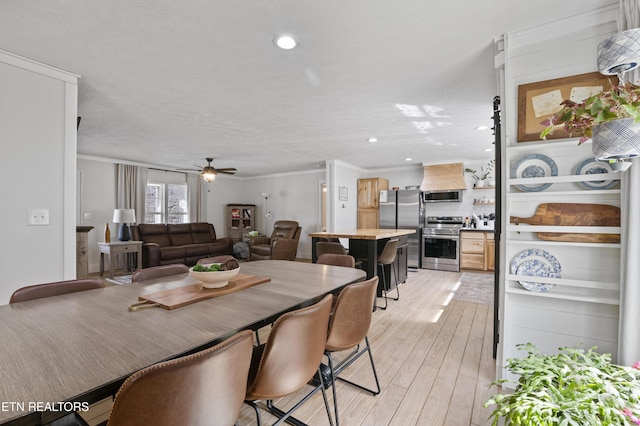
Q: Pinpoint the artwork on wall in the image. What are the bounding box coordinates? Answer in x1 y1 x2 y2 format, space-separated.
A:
517 72 618 142
338 186 348 201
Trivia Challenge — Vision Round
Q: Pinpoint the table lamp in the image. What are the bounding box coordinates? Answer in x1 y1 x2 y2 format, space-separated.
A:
113 209 136 241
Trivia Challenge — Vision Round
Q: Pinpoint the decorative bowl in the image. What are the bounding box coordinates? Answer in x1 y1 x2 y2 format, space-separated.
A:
189 264 240 288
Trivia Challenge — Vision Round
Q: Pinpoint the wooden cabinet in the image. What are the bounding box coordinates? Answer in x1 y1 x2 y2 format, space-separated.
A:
460 231 494 271
357 178 388 228
226 204 255 243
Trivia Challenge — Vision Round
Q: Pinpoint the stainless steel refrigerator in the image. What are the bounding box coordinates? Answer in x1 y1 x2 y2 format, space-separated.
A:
379 189 424 268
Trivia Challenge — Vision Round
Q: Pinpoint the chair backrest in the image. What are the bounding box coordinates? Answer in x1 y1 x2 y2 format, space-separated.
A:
326 277 378 352
107 330 253 426
246 294 333 400
377 238 399 265
317 253 356 268
9 279 105 304
131 264 189 282
270 220 300 240
316 241 347 256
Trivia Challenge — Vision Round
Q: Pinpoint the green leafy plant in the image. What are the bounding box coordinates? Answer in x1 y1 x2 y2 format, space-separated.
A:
465 159 495 181
540 80 640 144
485 343 640 425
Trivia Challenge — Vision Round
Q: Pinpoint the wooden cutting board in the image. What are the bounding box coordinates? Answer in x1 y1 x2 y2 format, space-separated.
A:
510 203 620 243
134 273 271 310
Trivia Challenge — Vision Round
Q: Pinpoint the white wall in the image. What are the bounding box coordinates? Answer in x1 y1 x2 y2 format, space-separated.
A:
0 50 78 305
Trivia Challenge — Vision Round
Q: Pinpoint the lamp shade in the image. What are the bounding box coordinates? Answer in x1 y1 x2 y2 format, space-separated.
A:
113 209 136 224
597 28 640 75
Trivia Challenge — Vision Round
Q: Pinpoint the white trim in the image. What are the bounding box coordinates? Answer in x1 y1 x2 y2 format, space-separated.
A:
63 81 78 279
0 48 80 83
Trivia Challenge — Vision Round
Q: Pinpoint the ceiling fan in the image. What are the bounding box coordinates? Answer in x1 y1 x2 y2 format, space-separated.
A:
182 157 237 182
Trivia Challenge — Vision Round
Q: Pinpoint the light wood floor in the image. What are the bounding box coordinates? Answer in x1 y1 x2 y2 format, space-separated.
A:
86 268 499 426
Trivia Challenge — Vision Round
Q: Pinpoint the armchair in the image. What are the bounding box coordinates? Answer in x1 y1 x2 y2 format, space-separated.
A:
248 220 301 261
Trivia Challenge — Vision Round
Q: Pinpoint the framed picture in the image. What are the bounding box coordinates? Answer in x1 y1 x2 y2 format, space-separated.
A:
517 72 618 142
338 186 348 201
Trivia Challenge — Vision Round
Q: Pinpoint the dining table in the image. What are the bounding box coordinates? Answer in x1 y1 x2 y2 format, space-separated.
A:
0 260 365 426
309 229 416 282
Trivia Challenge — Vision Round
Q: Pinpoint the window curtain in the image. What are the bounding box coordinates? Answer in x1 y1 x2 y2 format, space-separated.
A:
187 173 207 222
617 0 640 365
116 164 148 224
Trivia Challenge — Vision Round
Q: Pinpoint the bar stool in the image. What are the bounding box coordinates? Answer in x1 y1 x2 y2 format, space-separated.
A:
376 238 400 310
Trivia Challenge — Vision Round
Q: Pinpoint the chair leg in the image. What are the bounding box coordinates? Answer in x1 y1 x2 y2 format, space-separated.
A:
374 263 388 310
245 400 263 426
264 366 334 426
389 261 400 301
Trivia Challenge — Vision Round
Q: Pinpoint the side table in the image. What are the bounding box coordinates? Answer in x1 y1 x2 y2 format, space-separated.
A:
98 241 143 279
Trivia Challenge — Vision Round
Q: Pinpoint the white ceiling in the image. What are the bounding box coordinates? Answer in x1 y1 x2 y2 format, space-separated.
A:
0 0 614 177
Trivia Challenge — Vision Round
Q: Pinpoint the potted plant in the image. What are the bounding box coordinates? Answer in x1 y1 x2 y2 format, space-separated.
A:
540 79 640 161
465 159 495 187
485 343 640 425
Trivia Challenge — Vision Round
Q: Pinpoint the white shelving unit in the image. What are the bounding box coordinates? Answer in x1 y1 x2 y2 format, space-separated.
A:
502 139 621 380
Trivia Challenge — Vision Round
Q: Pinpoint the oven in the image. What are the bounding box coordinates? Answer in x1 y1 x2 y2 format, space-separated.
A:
421 216 463 272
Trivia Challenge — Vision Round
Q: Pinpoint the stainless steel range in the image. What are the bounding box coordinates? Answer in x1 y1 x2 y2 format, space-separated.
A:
421 216 464 272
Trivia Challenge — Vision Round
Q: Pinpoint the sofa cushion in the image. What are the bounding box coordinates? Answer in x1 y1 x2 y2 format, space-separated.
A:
137 224 171 247
169 233 194 246
160 246 186 261
143 234 171 247
184 244 209 257
191 223 214 243
167 224 191 234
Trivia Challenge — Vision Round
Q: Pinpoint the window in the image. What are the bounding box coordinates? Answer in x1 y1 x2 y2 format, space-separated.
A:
144 170 189 224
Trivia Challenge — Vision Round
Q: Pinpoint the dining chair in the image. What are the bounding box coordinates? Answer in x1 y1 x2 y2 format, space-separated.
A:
245 294 335 426
107 330 253 426
376 238 400 310
9 279 105 304
317 253 356 268
130 264 189 282
319 276 381 426
316 241 348 256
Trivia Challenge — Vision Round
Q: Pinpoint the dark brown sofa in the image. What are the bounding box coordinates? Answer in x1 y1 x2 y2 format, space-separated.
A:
131 223 234 268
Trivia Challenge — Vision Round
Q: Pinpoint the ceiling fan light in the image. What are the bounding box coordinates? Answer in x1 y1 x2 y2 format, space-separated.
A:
202 170 216 182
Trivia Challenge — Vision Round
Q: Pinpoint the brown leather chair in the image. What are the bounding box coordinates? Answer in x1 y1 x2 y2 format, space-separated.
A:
9 279 105 304
130 264 189 282
248 220 301 261
320 277 381 425
317 253 356 268
245 294 334 426
376 238 400 310
107 330 253 426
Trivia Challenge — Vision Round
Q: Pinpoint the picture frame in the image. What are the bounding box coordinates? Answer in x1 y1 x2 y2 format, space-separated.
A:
517 71 618 142
338 186 348 201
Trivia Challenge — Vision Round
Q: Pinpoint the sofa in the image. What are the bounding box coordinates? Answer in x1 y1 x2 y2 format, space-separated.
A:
131 223 234 268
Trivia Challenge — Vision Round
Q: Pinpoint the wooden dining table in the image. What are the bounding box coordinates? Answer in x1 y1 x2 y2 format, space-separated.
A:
0 260 365 426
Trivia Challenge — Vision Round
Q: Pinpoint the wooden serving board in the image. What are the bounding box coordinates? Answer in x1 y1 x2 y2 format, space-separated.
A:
136 273 271 310
510 203 620 243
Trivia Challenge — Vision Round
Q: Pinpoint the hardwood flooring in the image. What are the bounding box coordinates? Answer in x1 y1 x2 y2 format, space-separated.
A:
85 268 499 426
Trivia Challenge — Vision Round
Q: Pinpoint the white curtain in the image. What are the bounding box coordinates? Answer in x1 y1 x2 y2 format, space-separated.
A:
617 0 640 365
116 164 148 224
187 173 207 222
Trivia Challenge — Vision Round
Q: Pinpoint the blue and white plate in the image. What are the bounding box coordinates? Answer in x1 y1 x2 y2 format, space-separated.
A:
574 158 618 190
510 154 558 192
510 249 561 292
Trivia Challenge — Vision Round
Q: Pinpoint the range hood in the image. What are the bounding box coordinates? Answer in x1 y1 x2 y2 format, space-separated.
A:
419 162 467 191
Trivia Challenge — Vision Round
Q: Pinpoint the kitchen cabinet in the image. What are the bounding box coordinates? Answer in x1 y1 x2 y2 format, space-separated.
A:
357 178 388 228
485 234 495 271
460 231 492 271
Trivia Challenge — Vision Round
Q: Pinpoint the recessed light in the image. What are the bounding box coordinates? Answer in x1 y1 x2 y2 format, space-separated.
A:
405 157 412 161
483 148 493 152
367 137 378 143
274 35 297 50
476 125 489 131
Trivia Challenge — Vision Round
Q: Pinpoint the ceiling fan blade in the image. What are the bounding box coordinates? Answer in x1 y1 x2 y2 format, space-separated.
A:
215 168 237 172
217 170 236 175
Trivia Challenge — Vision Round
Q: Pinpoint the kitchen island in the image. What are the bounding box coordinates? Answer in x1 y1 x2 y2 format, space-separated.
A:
309 229 415 294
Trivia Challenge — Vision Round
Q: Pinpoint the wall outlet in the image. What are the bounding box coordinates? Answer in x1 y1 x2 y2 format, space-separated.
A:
27 208 50 225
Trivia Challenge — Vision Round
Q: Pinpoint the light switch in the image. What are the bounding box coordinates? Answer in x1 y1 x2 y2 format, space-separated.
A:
83 212 92 220
27 208 50 226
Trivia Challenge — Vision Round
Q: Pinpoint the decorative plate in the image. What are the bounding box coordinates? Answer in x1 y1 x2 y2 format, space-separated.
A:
574 158 618 190
510 154 558 192
510 249 561 292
